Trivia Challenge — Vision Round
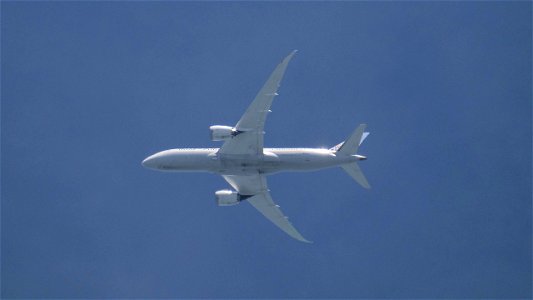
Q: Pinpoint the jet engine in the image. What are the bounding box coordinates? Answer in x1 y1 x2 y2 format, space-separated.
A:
215 190 242 206
210 125 241 141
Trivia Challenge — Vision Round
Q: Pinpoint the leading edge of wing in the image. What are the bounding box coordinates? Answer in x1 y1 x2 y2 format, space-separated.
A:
218 50 297 156
235 50 297 131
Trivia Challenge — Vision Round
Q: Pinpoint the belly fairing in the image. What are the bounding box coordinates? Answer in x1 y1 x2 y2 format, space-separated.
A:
216 151 280 175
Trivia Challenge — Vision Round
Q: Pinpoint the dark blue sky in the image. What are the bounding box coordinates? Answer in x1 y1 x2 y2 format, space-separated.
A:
2 2 531 298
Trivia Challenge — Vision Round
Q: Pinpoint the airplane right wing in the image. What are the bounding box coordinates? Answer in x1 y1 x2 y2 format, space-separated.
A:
222 173 311 243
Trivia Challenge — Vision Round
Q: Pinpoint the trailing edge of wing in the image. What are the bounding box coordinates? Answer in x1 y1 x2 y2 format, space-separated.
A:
222 173 311 243
247 192 312 243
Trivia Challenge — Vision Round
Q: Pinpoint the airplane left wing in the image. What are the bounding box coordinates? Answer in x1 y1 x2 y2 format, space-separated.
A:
218 50 297 156
222 173 311 243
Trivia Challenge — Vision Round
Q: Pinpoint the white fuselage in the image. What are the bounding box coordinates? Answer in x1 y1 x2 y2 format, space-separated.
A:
142 148 366 175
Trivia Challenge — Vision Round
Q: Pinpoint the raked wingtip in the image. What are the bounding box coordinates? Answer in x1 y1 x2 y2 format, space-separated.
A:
285 50 298 60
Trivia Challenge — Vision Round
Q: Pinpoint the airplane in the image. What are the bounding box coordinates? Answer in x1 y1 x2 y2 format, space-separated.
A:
142 50 370 243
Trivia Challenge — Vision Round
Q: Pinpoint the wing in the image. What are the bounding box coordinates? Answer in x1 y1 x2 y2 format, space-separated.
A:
222 173 311 243
218 50 297 156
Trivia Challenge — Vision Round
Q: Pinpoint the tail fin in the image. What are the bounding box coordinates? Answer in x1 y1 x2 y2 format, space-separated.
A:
333 124 371 189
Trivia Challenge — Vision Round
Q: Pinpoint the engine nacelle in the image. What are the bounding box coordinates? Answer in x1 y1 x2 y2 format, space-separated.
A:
215 190 241 206
209 125 235 141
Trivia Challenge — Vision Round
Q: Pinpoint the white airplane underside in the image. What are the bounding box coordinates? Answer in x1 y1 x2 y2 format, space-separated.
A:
143 51 370 243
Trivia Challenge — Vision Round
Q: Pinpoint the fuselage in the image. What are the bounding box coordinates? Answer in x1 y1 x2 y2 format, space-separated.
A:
142 148 366 175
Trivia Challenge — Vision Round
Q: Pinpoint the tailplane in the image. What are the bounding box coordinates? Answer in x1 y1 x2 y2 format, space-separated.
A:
331 124 369 155
341 162 371 189
332 124 371 189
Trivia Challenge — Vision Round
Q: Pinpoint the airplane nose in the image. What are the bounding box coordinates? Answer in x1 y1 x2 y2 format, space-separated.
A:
142 155 158 169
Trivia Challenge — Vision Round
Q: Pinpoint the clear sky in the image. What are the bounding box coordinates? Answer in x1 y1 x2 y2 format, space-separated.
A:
2 2 531 298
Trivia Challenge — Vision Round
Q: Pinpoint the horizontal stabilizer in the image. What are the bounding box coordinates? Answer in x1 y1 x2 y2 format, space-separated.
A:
360 132 370 146
337 124 366 155
330 131 369 152
341 162 371 189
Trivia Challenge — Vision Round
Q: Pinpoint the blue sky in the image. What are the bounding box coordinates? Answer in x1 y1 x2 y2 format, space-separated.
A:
2 2 531 298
